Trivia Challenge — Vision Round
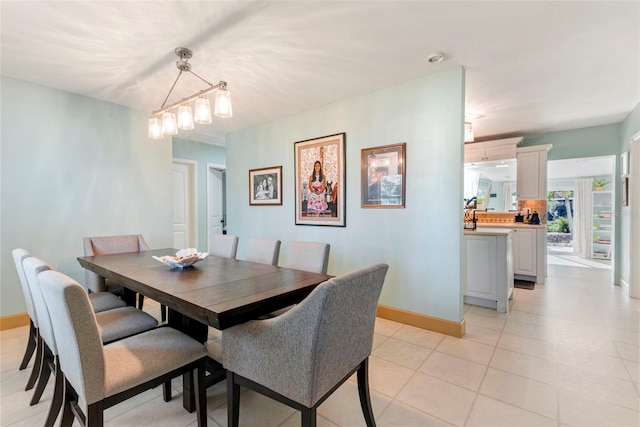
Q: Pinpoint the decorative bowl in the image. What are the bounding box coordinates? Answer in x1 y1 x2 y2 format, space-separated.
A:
152 249 208 269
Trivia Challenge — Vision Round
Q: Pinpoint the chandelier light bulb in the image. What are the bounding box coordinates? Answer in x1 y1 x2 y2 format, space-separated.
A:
148 117 163 139
194 96 212 124
162 110 178 135
214 88 233 118
177 104 194 130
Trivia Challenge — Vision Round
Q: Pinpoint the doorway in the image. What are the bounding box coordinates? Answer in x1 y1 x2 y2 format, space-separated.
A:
207 163 226 252
173 159 198 249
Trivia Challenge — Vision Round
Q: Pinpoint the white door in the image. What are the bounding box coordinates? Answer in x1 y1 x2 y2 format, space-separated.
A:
173 160 197 249
207 165 225 252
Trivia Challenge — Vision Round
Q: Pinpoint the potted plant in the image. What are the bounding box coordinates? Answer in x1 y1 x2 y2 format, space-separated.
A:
593 179 610 191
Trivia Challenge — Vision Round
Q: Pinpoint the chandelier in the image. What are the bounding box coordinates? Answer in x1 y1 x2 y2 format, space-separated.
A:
148 47 232 139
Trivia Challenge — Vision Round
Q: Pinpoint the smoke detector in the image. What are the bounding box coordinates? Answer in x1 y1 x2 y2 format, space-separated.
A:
426 53 445 63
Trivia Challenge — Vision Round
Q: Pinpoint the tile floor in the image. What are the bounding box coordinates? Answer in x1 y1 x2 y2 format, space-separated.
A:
1 259 638 426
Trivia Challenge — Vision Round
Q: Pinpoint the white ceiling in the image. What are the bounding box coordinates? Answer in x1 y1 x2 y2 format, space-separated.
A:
1 1 638 145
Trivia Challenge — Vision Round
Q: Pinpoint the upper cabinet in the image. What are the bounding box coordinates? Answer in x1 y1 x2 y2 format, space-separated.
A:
516 145 552 200
464 137 522 163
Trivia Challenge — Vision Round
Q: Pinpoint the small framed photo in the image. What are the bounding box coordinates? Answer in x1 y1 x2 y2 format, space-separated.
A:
622 176 629 207
361 143 406 208
249 166 282 206
294 133 346 226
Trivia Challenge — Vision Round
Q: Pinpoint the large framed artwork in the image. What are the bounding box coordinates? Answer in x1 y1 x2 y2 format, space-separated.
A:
294 133 346 226
361 143 406 208
249 166 282 206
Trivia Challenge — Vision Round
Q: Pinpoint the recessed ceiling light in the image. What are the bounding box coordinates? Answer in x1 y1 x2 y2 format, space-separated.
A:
426 53 444 63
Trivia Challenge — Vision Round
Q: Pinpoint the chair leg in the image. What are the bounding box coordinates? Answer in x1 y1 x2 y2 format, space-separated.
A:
19 320 37 370
357 358 376 427
227 371 240 427
25 335 43 391
138 293 145 310
301 407 317 427
60 380 75 427
86 401 104 427
195 364 207 427
30 344 53 405
44 356 64 427
161 304 167 322
163 379 172 402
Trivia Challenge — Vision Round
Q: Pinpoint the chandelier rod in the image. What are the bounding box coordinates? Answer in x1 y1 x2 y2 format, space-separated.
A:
153 80 226 117
159 70 184 111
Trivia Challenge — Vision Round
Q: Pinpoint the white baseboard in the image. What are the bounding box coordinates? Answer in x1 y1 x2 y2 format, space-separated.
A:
619 278 630 296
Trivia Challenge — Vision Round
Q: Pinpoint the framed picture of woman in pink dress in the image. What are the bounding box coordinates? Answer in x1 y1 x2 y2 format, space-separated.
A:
294 133 346 226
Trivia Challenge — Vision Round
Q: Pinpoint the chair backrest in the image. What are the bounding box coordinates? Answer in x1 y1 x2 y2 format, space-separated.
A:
23 257 56 354
38 270 105 406
83 234 149 292
211 234 239 259
11 248 37 326
287 241 330 274
246 238 281 266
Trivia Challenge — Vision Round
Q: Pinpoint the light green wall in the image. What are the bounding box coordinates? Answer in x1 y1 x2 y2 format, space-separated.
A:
0 76 173 317
172 138 226 249
522 123 624 285
225 67 466 322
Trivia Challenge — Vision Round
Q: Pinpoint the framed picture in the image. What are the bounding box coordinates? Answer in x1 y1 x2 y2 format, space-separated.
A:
622 176 629 207
361 143 406 208
249 166 282 206
294 133 346 226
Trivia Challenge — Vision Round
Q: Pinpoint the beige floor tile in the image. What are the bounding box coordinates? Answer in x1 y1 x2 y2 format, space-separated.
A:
497 333 555 361
391 324 445 349
0 365 33 396
395 372 476 426
462 324 501 346
367 356 415 398
377 400 452 426
279 413 338 427
436 336 495 365
0 387 52 425
419 351 486 391
490 348 556 385
624 359 640 384
555 347 631 380
317 380 391 427
372 333 388 350
462 312 506 332
503 320 555 343
479 368 557 420
104 388 164 422
616 341 640 363
555 329 619 358
610 327 640 346
466 395 556 427
104 393 203 427
466 305 508 319
558 388 640 427
558 363 639 411
507 310 556 329
208 389 296 427
374 318 404 337
373 337 433 370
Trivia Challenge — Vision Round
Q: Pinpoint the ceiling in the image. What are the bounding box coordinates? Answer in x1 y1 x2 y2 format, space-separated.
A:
1 1 638 145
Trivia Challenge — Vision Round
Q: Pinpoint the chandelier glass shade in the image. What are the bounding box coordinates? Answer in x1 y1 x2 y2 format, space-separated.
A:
148 47 232 139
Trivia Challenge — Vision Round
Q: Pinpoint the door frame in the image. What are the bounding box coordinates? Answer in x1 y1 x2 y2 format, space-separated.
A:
173 158 198 249
207 162 226 251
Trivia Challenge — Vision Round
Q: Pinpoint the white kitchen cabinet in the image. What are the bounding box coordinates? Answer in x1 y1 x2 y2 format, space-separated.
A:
464 229 513 313
513 228 536 276
464 137 521 163
516 145 551 200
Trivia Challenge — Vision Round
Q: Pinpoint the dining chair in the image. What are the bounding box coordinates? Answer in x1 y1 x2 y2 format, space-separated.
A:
38 269 208 427
11 249 41 391
83 234 167 321
246 238 281 265
287 241 330 274
222 263 389 427
23 257 159 421
210 234 239 259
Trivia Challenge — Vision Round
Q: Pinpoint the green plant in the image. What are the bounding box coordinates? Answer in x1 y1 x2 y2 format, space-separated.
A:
548 217 570 233
593 233 600 242
594 179 610 188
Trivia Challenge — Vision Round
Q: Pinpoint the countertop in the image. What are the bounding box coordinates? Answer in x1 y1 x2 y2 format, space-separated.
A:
464 227 513 236
476 223 546 229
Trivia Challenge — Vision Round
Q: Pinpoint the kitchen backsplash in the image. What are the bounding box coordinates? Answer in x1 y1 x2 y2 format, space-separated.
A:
471 200 547 224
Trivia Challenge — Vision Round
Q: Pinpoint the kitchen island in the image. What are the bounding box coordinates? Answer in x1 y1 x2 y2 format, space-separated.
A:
464 228 514 313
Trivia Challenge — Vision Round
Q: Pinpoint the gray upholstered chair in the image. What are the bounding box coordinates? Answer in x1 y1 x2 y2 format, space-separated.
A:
287 241 330 274
38 270 208 427
246 238 281 265
11 249 41 391
223 263 389 427
23 257 159 425
210 234 239 259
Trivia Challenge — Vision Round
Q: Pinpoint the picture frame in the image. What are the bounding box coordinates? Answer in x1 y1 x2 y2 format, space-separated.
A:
249 166 282 206
294 133 346 226
361 143 406 208
622 176 629 207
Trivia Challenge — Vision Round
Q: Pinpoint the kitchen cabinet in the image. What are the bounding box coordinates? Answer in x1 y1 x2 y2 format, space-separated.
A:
516 145 551 200
464 137 521 163
512 227 546 283
592 190 613 259
464 229 513 313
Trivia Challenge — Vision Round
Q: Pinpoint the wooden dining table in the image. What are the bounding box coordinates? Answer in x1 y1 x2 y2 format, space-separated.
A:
77 248 332 411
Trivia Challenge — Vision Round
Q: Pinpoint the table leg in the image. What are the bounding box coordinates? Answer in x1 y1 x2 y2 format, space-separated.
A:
167 308 208 412
122 287 137 306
